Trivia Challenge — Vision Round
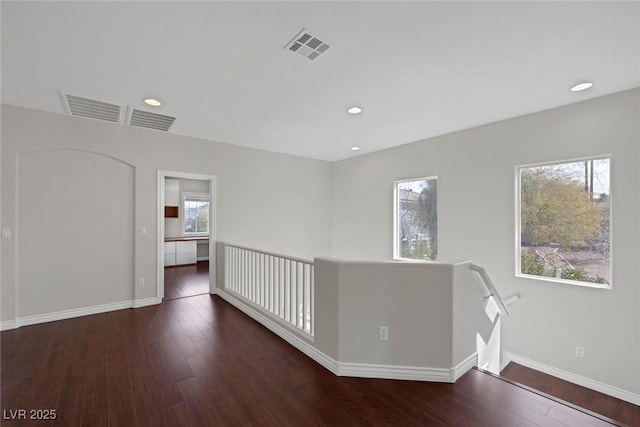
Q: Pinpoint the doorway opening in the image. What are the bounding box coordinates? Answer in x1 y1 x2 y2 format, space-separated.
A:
164 259 210 300
157 170 216 302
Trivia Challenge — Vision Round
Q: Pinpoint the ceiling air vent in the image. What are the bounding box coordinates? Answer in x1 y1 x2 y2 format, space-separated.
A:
125 106 176 132
285 29 330 60
58 91 122 123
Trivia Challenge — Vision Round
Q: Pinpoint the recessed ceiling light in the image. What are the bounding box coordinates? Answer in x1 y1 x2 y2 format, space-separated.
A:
143 97 162 107
350 146 360 151
570 82 593 92
347 106 363 115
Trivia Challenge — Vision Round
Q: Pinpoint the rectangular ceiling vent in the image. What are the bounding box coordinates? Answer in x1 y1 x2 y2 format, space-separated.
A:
125 106 176 132
58 91 122 123
284 29 330 60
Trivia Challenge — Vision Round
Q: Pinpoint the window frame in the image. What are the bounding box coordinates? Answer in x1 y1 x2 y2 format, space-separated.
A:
515 156 612 289
393 176 438 262
182 192 211 236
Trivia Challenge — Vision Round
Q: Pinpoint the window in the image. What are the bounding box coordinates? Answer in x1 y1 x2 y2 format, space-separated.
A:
183 192 210 235
517 157 611 287
394 177 438 261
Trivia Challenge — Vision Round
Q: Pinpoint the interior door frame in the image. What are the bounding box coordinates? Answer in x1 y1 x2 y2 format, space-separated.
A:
157 170 217 302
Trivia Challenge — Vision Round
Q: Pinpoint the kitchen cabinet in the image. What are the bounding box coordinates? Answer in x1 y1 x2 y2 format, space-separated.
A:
164 242 177 266
164 240 197 266
164 206 179 218
165 178 180 218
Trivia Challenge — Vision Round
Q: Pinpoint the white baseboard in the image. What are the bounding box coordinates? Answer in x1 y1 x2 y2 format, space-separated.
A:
216 288 477 383
502 351 640 406
1 298 161 331
133 297 160 308
451 352 479 381
1 320 17 331
337 352 476 383
338 362 453 382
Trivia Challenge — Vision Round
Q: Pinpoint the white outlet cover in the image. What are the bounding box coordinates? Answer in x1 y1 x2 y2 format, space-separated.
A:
379 326 389 341
1 229 11 239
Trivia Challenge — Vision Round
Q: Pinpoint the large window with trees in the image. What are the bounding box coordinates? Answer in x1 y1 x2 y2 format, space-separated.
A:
517 157 611 287
394 177 438 261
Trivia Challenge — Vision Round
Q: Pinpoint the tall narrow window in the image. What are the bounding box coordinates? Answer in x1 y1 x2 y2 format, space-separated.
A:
183 192 210 235
517 157 611 287
394 177 438 261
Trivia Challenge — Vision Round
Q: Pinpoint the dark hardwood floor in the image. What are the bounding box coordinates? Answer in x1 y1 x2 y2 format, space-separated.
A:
501 362 640 427
164 261 210 300
1 293 625 426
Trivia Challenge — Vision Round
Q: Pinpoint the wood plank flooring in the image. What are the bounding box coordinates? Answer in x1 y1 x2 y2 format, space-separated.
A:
164 261 210 300
1 293 625 426
501 362 640 427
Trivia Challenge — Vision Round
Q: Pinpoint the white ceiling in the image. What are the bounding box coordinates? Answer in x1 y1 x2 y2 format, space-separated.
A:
2 1 639 161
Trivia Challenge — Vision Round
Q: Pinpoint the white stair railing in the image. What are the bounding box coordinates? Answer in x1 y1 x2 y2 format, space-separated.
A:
469 263 510 316
223 243 314 336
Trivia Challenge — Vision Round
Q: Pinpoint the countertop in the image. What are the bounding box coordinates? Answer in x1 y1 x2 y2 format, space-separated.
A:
164 236 210 242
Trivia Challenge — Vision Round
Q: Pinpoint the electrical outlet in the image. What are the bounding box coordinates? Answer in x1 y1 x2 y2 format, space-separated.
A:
575 346 584 359
1 229 11 239
137 277 145 287
379 326 389 341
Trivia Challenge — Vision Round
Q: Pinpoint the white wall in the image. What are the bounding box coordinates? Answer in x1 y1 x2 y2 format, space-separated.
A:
16 150 135 317
178 177 209 194
337 260 454 367
330 89 640 396
1 104 333 322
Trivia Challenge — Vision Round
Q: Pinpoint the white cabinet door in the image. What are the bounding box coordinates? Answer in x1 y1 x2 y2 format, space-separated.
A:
164 253 176 266
176 241 195 254
175 240 197 265
164 241 176 254
164 241 177 266
165 178 180 206
176 252 195 265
